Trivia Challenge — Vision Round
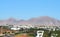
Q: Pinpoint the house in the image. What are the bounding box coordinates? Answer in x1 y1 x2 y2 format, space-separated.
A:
36 30 44 37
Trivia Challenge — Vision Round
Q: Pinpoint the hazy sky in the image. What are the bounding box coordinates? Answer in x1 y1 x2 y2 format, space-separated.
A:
0 0 60 20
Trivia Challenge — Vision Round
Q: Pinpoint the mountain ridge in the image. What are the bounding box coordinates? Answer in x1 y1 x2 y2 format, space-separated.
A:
0 16 60 26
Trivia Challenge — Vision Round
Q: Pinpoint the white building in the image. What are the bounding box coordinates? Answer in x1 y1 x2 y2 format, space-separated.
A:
10 25 34 30
36 30 44 37
11 27 20 30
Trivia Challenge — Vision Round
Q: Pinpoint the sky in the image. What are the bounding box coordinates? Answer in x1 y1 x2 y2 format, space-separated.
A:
0 0 60 20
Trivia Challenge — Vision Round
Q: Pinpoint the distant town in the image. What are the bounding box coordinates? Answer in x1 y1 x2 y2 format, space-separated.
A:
0 25 60 37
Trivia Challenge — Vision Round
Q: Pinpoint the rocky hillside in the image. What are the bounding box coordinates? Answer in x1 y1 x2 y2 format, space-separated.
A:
0 16 60 26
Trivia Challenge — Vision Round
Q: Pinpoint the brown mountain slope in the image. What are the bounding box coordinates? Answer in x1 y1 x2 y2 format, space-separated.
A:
0 16 60 26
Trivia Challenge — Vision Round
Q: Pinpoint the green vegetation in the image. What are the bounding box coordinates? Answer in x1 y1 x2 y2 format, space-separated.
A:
43 30 60 37
0 36 3 37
